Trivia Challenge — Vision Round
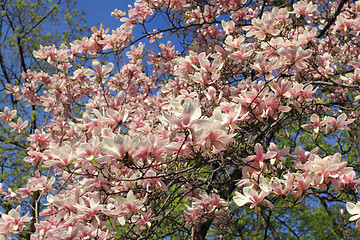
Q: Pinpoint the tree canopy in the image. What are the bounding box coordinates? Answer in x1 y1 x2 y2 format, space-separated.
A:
0 0 87 238
1 0 360 239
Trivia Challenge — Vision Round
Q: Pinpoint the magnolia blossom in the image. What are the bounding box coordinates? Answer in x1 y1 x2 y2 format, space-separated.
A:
8 117 28 133
0 206 31 237
278 46 312 69
2 0 360 238
243 12 280 40
270 175 295 196
301 114 326 133
84 59 114 79
99 134 139 162
243 143 277 169
347 202 360 227
324 113 355 132
0 107 16 122
292 0 317 17
162 98 210 141
233 185 274 214
4 83 21 100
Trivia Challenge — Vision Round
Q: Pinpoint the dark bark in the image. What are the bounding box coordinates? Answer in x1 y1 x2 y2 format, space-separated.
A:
317 0 349 38
192 168 243 239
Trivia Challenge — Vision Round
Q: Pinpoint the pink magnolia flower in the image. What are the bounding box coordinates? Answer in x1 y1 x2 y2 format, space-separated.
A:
105 108 129 126
8 117 28 133
162 99 209 141
221 19 235 34
341 69 360 85
18 174 55 197
324 113 355 132
84 59 114 79
333 170 360 191
270 175 295 196
184 191 227 226
3 188 20 203
224 35 245 50
111 9 126 19
182 183 201 198
148 29 164 44
205 86 221 103
132 209 159 233
126 43 145 61
251 54 279 80
334 15 355 35
301 114 327 133
47 226 80 240
92 23 110 39
233 185 273 214
114 190 147 225
45 145 75 167
190 54 223 85
191 71 218 85
278 46 312 69
77 136 100 161
243 12 280 40
304 153 352 184
292 146 318 164
272 7 289 24
142 170 167 191
0 106 17 122
196 54 223 74
184 205 203 226
99 134 138 162
268 143 290 165
0 206 31 237
269 79 291 96
293 173 315 197
47 193 78 213
285 82 316 103
203 124 235 154
120 4 140 28
346 201 360 228
243 143 277 169
4 83 21 100
211 104 247 130
228 47 253 63
297 27 317 44
292 0 317 17
75 193 104 219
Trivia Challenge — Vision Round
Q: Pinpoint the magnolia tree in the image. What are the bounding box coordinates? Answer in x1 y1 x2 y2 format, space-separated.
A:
1 0 360 239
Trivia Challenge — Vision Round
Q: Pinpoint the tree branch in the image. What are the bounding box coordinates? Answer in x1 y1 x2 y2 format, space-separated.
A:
317 0 349 38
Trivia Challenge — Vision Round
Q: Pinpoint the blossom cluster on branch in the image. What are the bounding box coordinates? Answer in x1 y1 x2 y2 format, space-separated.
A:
1 0 360 239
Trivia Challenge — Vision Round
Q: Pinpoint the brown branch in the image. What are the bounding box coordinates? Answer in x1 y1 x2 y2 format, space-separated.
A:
317 195 344 238
262 209 280 240
0 136 27 149
22 0 63 37
192 167 243 239
317 0 349 38
26 190 40 240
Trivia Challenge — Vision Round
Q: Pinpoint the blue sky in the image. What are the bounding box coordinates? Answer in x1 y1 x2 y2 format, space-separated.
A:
76 0 170 52
77 0 135 31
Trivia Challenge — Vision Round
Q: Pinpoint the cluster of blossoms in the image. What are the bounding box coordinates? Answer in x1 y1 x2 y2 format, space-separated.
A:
235 148 358 214
0 0 360 238
184 191 228 226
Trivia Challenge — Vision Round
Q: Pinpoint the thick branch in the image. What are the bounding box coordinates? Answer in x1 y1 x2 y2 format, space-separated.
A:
317 0 349 38
192 168 243 239
26 190 40 240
